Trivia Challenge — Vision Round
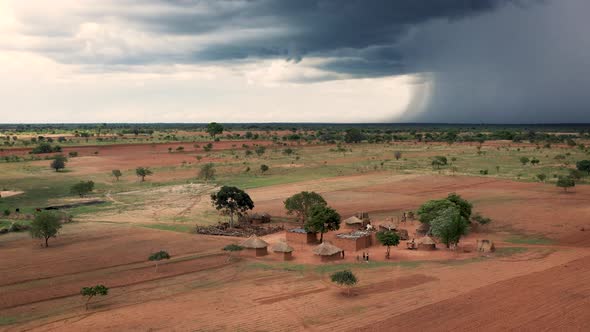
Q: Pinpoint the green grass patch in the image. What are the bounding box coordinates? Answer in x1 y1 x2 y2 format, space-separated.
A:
140 223 193 233
505 235 554 245
0 316 17 326
495 247 529 257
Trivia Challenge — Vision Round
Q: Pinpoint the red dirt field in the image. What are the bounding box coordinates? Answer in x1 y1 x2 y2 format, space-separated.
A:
2 174 590 331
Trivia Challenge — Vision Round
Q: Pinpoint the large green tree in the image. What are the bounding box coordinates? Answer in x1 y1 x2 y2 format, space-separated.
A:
135 167 153 182
417 193 472 226
211 186 254 227
556 176 575 192
304 205 340 243
284 191 327 224
430 207 469 248
30 211 62 247
344 128 364 143
206 122 224 138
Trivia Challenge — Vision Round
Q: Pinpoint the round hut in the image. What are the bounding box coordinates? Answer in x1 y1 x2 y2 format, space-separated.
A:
271 241 294 261
313 242 344 262
417 236 436 251
241 235 269 256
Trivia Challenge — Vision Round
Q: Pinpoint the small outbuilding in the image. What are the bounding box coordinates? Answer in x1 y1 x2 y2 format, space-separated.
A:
313 242 344 262
286 228 318 244
271 241 294 261
241 235 269 256
379 223 397 231
417 236 436 251
477 239 495 253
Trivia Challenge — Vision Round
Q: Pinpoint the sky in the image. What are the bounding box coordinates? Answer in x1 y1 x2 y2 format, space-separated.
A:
0 0 589 123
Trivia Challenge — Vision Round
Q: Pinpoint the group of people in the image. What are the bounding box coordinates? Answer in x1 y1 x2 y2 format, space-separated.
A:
357 252 370 262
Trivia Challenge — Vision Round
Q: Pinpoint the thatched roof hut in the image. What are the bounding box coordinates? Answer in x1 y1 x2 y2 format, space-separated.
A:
272 241 294 260
272 241 294 253
417 236 436 251
344 216 367 229
241 235 269 256
313 242 344 262
379 223 397 231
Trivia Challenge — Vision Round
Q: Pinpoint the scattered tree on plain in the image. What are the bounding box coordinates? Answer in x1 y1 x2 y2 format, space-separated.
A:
394 151 402 160
431 156 448 169
211 186 254 228
536 173 547 182
111 169 122 181
135 167 153 182
148 250 171 272
284 191 327 224
255 146 266 157
376 230 400 259
70 181 95 197
576 160 590 175
330 270 357 296
50 155 68 172
556 175 575 192
519 156 530 165
344 128 364 143
29 211 62 247
260 164 269 174
206 122 224 138
198 163 216 183
304 205 340 243
80 285 109 310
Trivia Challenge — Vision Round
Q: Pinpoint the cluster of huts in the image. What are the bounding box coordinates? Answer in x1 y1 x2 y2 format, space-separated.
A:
236 211 495 262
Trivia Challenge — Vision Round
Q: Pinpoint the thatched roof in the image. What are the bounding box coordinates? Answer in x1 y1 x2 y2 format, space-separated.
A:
344 216 364 225
241 235 268 249
312 242 343 256
379 223 397 231
418 236 436 245
271 241 294 253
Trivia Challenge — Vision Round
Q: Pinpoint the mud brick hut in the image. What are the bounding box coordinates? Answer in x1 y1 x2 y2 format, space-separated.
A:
313 242 344 262
477 239 496 253
286 228 318 244
241 235 269 256
417 236 436 251
271 241 294 261
333 231 374 252
343 216 367 229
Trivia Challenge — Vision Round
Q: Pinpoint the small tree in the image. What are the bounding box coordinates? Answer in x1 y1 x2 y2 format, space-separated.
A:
111 169 122 181
148 250 171 272
70 181 95 197
211 186 255 228
431 156 447 169
305 205 341 243
255 146 266 157
471 213 492 226
198 163 216 183
376 231 400 259
519 156 530 165
206 122 224 138
283 148 294 156
223 244 244 262
260 164 269 174
576 160 590 175
50 155 68 172
136 167 153 182
29 211 62 247
556 176 575 192
394 151 402 160
80 285 109 310
330 270 357 296
284 191 327 224
536 173 547 182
